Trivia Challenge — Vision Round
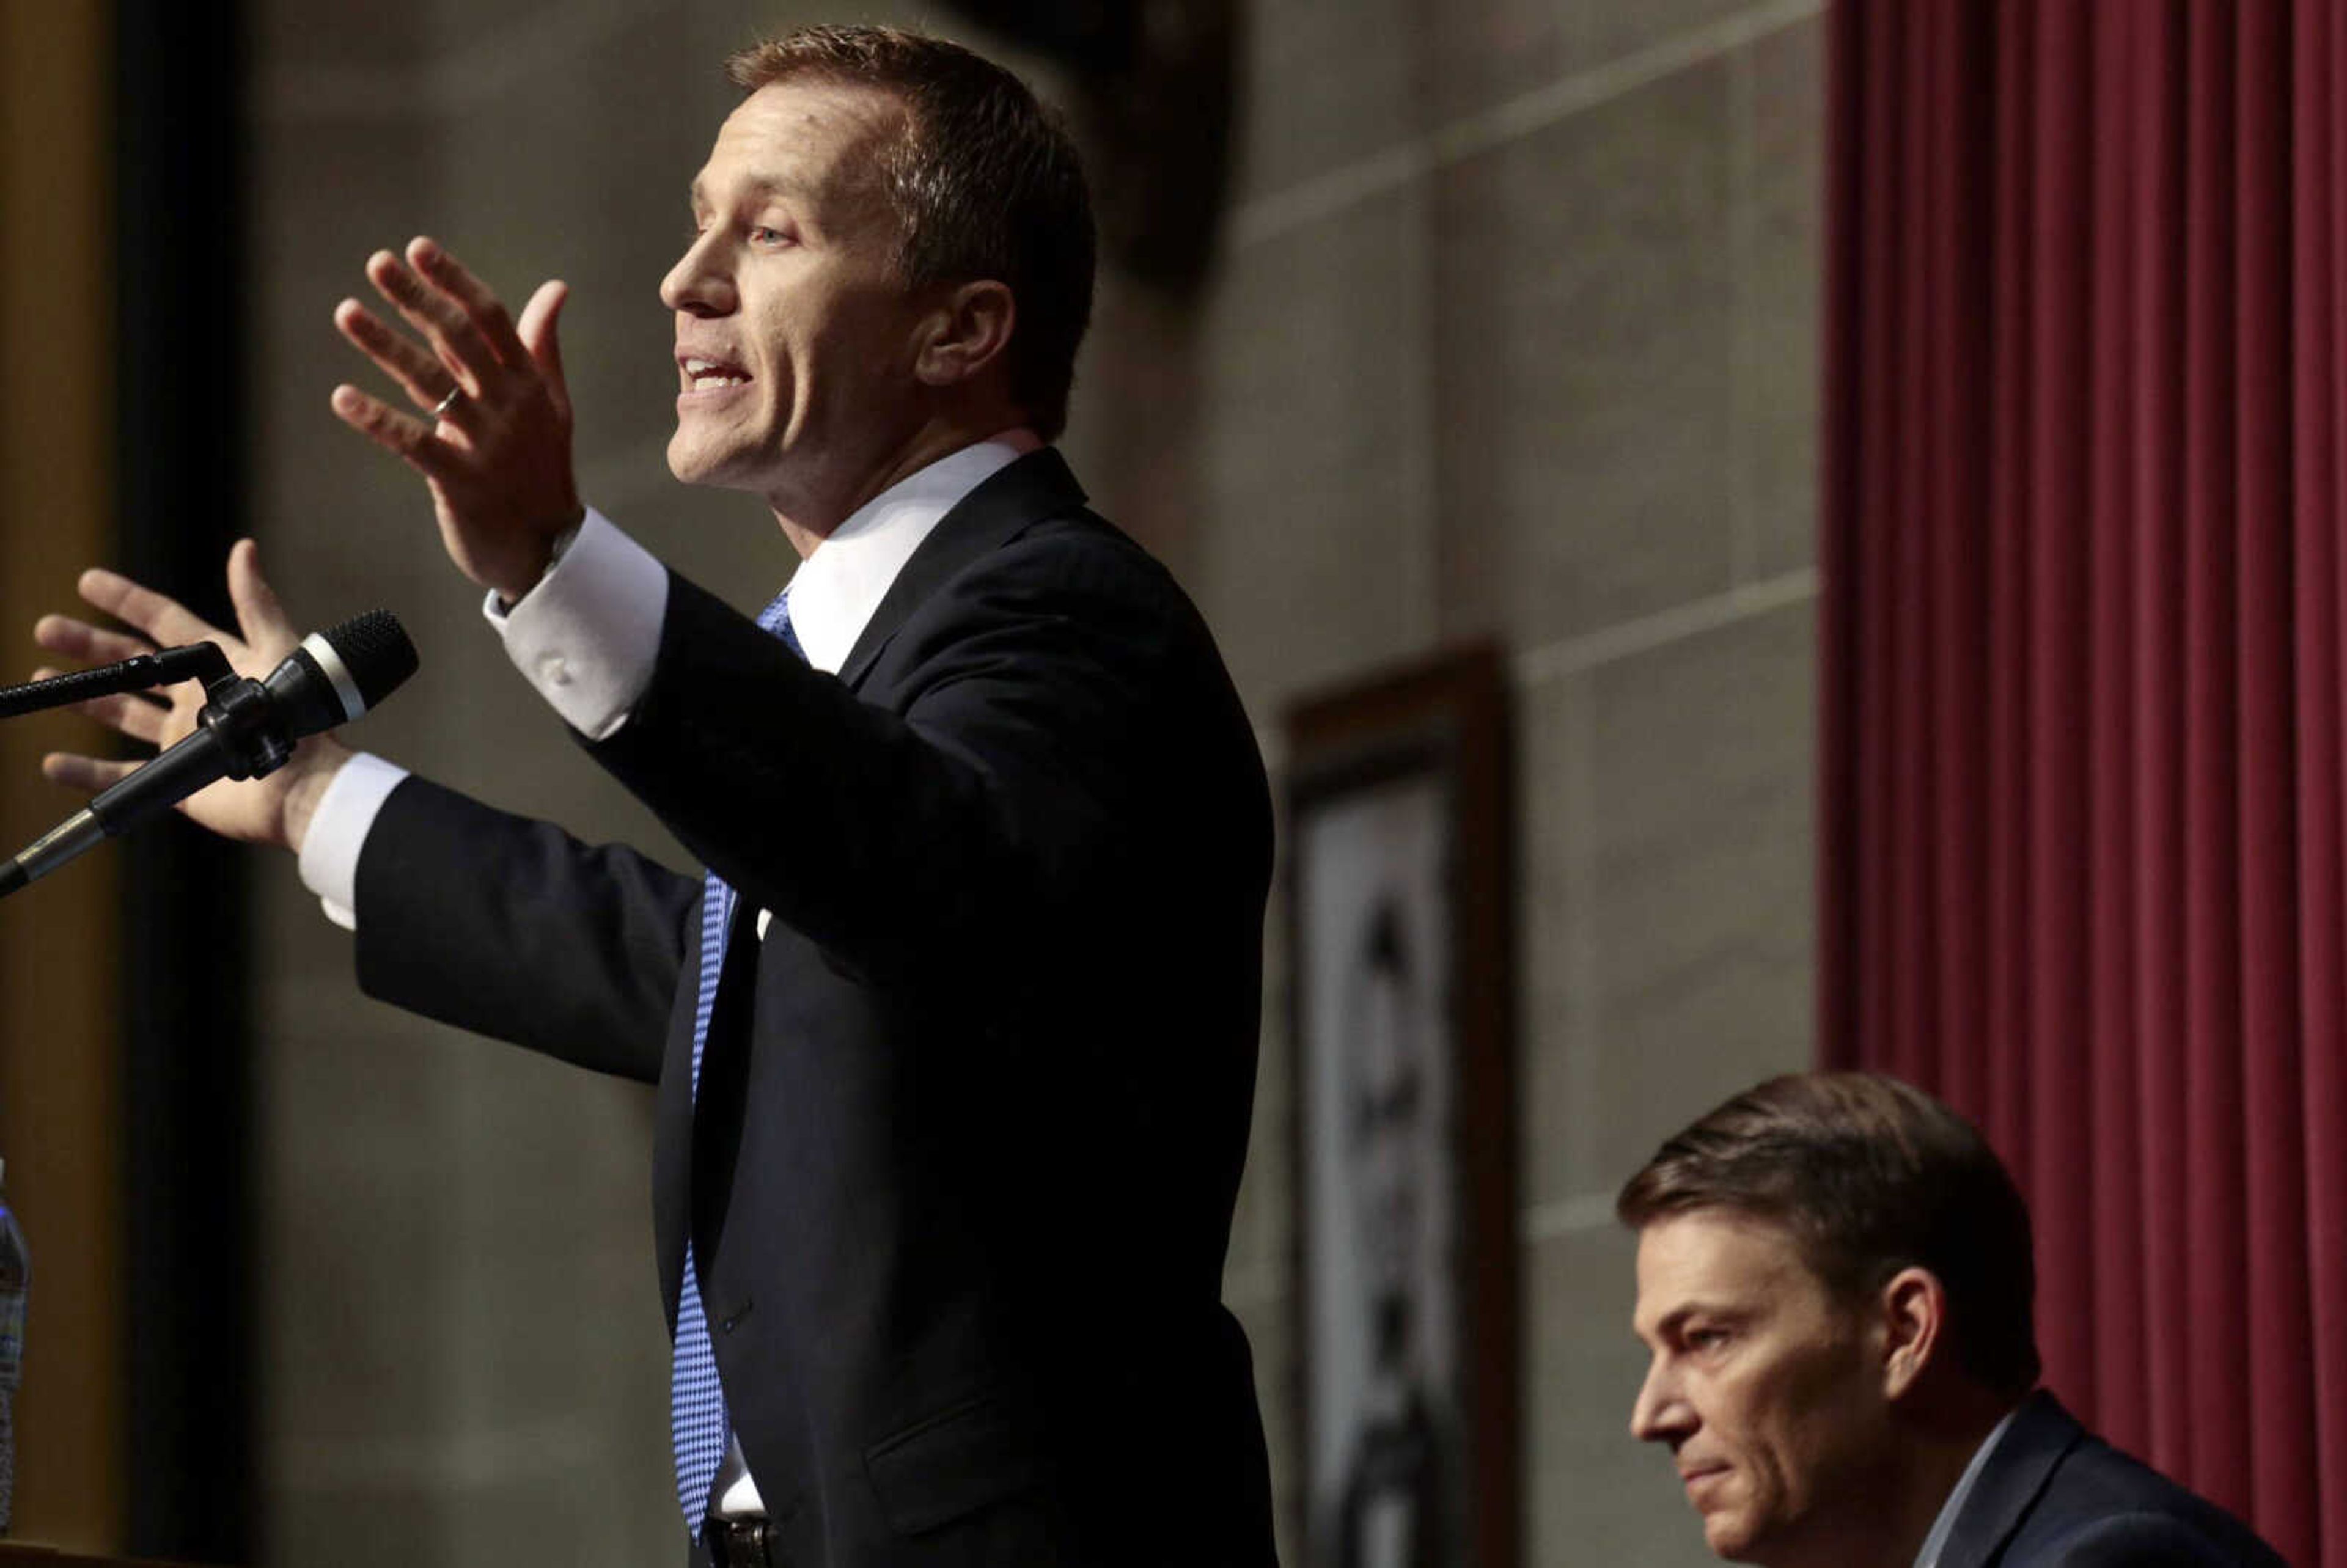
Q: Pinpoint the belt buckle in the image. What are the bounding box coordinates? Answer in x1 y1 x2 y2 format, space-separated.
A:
710 1517 776 1567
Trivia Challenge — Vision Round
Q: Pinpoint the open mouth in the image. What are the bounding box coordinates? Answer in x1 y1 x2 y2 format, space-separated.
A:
679 356 752 392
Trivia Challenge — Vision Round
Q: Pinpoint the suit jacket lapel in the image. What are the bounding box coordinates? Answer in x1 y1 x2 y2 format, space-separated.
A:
836 446 1089 691
667 446 1087 1301
1936 1392 2085 1568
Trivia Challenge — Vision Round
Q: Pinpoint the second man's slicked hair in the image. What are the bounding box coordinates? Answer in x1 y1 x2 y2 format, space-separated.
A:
1618 1071 2042 1399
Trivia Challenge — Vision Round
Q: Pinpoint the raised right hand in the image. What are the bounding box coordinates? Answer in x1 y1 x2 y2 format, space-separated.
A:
29 539 352 854
330 237 582 602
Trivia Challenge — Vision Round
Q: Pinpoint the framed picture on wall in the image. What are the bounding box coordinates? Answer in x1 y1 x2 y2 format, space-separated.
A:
1287 645 1515 1568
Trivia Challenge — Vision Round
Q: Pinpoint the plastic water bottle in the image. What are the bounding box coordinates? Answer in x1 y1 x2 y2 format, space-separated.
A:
0 1159 26 1536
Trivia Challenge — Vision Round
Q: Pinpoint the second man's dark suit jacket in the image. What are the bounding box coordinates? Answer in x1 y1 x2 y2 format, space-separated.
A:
348 450 1279 1567
1939 1392 2289 1567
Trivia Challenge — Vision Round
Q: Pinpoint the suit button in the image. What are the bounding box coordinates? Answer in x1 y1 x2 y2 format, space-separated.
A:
535 653 571 686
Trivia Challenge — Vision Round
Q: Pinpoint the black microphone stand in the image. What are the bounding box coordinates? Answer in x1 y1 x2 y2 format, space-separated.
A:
0 644 243 901
0 643 234 721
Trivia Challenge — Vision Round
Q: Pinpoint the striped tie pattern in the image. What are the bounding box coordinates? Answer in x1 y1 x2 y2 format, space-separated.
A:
672 588 802 1537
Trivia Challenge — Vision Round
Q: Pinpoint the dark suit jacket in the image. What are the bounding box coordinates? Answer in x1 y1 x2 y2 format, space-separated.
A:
350 450 1279 1567
1940 1393 2289 1567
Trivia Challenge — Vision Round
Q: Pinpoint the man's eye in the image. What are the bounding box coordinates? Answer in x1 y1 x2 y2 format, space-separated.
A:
750 225 792 247
1684 1327 1730 1353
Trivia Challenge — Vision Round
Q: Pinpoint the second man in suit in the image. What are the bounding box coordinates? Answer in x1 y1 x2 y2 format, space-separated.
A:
1618 1072 2287 1568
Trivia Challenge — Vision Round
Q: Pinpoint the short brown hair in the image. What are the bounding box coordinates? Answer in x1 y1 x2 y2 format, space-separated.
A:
1617 1072 2041 1398
725 25 1096 441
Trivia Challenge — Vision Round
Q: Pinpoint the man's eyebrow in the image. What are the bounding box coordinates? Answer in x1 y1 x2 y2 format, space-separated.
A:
1632 1305 1688 1346
689 173 816 211
1635 1302 1737 1345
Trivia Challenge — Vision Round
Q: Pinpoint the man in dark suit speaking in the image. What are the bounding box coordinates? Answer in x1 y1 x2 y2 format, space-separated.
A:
1618 1073 2286 1568
32 26 1276 1568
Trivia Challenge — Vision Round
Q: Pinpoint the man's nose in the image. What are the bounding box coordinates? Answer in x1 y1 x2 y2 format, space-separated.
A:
1629 1355 1689 1443
661 232 734 317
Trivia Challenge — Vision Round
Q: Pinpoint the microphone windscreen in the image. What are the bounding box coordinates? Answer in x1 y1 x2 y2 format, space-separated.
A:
321 610 420 711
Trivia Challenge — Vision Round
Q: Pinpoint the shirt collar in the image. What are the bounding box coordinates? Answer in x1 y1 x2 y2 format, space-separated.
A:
1914 1404 2022 1568
784 431 1039 673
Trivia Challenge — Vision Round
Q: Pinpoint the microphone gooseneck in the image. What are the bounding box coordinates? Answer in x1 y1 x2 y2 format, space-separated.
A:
0 642 234 721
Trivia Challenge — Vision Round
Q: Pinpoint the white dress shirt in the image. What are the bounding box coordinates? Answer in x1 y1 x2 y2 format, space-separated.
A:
295 433 1037 926
1914 1405 2021 1568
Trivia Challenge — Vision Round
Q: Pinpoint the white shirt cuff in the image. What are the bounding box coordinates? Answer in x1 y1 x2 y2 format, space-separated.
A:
296 751 412 931
483 506 667 740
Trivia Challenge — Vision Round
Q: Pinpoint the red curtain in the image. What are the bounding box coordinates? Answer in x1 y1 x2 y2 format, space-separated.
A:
1819 4 2346 1563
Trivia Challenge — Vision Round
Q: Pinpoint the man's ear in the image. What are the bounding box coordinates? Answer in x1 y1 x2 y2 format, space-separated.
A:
914 279 1016 390
1876 1266 1947 1402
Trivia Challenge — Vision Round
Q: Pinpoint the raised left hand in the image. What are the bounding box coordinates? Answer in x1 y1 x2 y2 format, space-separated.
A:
331 236 585 601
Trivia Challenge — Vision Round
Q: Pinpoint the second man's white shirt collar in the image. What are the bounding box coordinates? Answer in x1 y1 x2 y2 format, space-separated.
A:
784 431 1038 673
1913 1404 2022 1568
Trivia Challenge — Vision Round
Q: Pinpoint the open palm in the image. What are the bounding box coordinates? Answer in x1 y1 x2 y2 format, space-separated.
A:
29 540 351 851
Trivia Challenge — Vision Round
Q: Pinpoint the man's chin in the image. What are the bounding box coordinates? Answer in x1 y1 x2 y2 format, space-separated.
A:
1701 1508 1763 1563
666 438 751 491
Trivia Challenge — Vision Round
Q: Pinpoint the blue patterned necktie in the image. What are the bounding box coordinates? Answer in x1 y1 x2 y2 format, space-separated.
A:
672 588 802 1538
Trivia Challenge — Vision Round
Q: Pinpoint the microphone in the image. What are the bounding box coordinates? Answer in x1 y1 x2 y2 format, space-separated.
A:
0 610 419 899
